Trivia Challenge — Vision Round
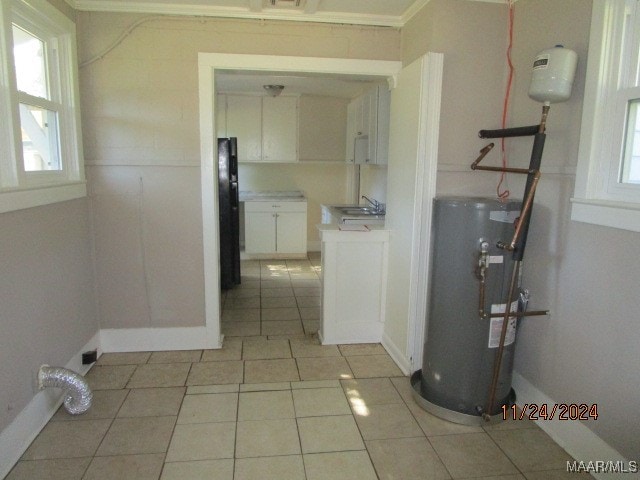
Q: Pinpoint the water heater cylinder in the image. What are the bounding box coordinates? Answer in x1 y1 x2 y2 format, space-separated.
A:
528 45 577 104
413 197 522 424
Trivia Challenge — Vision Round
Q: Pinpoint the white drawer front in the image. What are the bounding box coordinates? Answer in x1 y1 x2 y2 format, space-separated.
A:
244 201 307 213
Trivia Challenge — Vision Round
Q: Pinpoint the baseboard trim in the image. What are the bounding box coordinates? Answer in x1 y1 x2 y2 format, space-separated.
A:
381 331 411 375
512 372 627 479
0 331 100 479
99 326 218 353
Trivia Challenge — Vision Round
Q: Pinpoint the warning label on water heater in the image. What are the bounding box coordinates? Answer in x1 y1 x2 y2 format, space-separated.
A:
488 301 518 348
533 54 550 70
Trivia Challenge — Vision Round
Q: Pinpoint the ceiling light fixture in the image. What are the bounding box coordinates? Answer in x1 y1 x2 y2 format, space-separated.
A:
263 85 285 97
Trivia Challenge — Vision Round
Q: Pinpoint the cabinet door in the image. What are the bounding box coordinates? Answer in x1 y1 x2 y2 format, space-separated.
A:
352 95 366 137
245 212 276 254
354 136 369 165
276 212 307 254
374 86 391 165
263 96 298 162
366 88 378 165
226 95 262 162
352 92 372 165
345 100 356 163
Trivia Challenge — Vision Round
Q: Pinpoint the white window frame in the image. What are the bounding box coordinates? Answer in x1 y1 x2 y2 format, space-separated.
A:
0 0 85 214
573 0 640 232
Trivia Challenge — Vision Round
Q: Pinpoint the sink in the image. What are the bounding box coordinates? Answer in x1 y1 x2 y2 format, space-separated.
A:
322 204 385 226
335 207 383 216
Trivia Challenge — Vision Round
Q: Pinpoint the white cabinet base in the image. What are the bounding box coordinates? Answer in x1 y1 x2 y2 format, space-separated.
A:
318 226 389 345
244 200 307 259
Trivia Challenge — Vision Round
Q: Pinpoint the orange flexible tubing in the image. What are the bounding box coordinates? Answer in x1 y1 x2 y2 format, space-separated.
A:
497 0 515 200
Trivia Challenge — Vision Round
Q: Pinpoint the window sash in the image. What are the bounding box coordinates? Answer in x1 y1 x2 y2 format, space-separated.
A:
572 0 640 232
576 0 640 204
0 0 85 211
606 86 640 197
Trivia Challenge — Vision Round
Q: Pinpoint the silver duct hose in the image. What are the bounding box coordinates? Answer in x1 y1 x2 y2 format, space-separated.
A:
38 365 93 415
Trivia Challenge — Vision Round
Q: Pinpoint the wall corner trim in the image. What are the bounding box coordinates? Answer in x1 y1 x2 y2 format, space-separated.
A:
382 332 411 375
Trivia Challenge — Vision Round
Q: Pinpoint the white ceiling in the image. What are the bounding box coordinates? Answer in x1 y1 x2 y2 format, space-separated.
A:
69 0 430 27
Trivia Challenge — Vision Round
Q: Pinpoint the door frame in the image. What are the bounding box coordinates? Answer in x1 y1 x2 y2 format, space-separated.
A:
198 53 438 369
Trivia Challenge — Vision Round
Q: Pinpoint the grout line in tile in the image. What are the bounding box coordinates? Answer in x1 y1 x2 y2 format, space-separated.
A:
484 426 525 476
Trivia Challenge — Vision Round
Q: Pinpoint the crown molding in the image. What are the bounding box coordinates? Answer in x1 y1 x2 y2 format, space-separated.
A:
70 0 407 27
67 0 513 27
402 0 431 25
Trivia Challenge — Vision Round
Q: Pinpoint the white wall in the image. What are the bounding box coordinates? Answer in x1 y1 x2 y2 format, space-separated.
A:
359 165 388 206
402 0 507 172
509 0 640 460
298 95 348 163
0 0 98 448
78 12 401 328
0 199 98 432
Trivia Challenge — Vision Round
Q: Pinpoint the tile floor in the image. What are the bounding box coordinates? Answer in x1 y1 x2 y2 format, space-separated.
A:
7 257 586 479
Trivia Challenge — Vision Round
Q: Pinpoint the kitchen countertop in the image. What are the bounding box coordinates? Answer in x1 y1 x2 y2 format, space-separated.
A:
240 190 306 202
317 223 388 234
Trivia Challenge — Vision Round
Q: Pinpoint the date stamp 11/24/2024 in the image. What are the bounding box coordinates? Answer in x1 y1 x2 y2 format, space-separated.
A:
504 404 639 475
502 403 599 421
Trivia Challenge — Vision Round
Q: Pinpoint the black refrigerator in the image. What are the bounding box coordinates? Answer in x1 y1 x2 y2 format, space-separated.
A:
218 137 241 290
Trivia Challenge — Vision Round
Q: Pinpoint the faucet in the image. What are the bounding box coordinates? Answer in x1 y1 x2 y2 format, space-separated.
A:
361 195 382 213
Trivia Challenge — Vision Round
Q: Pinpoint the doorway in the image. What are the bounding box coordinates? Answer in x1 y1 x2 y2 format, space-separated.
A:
198 53 442 373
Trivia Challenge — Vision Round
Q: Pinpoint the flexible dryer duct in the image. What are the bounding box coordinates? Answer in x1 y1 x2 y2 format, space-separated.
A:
38 365 92 415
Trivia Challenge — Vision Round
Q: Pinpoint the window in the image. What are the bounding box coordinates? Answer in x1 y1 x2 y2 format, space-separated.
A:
0 0 85 213
573 0 640 231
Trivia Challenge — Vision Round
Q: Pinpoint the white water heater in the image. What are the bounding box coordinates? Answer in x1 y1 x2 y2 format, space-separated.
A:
528 45 577 104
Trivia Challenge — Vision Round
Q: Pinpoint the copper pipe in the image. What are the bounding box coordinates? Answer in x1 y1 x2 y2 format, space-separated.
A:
486 310 548 318
483 260 520 420
477 241 489 318
471 143 495 169
509 170 541 250
539 104 550 133
472 165 535 174
471 143 535 174
478 273 486 317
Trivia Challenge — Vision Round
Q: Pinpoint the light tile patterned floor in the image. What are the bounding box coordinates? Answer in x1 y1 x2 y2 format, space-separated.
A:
7 257 586 479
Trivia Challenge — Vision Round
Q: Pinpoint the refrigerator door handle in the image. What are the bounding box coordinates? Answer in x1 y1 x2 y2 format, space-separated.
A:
229 137 238 180
230 182 239 208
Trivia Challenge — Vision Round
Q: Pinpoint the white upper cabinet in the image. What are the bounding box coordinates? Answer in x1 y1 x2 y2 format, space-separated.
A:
345 101 357 163
225 95 263 162
222 94 298 163
262 96 298 162
345 85 390 165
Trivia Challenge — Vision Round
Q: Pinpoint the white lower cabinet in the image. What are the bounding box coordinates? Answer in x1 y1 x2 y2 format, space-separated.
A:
245 211 276 254
244 201 307 256
318 225 389 344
